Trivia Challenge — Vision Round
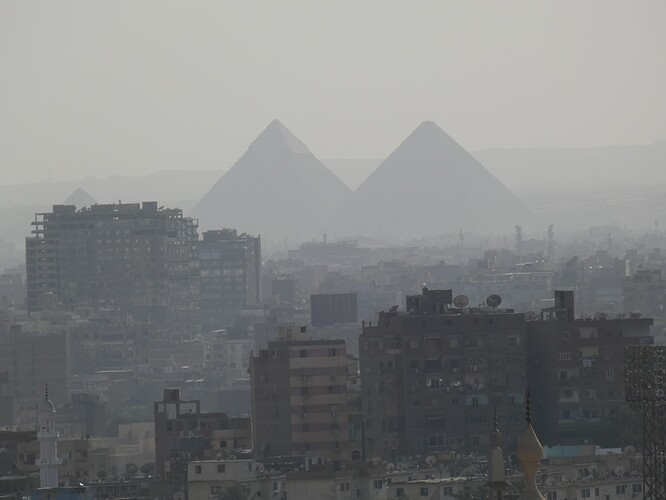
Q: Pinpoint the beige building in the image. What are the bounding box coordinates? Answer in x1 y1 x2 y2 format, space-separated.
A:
187 459 285 500
250 327 360 464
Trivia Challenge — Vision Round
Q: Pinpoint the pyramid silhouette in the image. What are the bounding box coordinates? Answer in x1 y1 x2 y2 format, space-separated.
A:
64 188 96 208
328 121 534 238
194 120 350 239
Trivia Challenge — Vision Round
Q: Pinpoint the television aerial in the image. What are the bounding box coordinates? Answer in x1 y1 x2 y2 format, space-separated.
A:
453 295 469 309
486 294 502 308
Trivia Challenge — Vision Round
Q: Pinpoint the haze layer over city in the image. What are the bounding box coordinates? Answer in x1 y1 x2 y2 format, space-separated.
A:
0 2 665 500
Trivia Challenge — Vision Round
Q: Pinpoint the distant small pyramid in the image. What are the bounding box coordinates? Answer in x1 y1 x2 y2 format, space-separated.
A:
328 121 535 238
64 188 96 208
193 120 350 240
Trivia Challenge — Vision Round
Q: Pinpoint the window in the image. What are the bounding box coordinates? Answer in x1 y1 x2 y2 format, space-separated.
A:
300 350 308 358
616 485 626 495
420 487 429 496
581 488 591 498
561 330 569 340
219 440 227 448
195 465 202 474
558 352 572 361
373 479 383 489
632 484 642 494
547 492 557 500
328 348 336 357
396 487 405 497
428 434 445 447
217 464 226 473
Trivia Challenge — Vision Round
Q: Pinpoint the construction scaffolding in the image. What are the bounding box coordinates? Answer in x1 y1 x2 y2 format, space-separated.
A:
625 345 666 500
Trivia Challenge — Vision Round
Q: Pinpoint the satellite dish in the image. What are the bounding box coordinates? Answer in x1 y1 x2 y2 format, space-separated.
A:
486 294 502 308
453 295 469 308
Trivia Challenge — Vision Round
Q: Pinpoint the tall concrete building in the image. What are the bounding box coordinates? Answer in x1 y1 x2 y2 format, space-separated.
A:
527 290 654 446
199 229 261 331
359 288 527 460
250 328 359 466
25 202 199 327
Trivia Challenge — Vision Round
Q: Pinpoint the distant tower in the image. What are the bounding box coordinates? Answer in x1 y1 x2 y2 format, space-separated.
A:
515 225 523 261
546 225 555 262
517 390 545 500
459 228 464 249
486 409 507 500
37 385 59 489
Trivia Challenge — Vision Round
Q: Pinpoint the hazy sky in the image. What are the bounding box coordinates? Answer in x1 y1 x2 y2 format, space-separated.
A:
1 1 665 185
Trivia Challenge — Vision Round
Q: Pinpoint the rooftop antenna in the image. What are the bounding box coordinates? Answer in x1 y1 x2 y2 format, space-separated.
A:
515 225 523 261
547 224 555 261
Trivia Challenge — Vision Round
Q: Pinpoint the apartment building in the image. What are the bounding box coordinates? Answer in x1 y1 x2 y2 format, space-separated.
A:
527 290 653 445
250 327 359 465
199 229 261 331
360 287 528 460
25 202 199 328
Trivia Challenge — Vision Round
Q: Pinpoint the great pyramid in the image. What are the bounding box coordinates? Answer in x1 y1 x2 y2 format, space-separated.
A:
193 120 350 240
328 121 534 238
64 187 96 208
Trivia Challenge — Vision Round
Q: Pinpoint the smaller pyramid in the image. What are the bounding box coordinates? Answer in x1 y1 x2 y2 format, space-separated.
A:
64 188 96 208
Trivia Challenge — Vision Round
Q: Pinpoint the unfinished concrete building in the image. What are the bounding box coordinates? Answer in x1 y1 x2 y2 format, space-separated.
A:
25 202 199 329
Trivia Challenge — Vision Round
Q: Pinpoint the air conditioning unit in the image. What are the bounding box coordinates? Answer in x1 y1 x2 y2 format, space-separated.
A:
469 366 477 372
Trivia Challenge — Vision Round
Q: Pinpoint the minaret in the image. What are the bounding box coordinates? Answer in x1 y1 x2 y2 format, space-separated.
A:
37 385 59 489
486 409 506 500
517 390 545 500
